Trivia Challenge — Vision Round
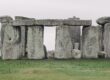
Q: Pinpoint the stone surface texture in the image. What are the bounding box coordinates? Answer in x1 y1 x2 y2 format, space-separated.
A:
0 15 101 60
97 17 110 25
13 19 92 26
82 26 100 58
103 23 110 58
1 22 21 59
69 26 81 48
47 51 54 59
27 26 45 59
55 25 73 59
72 49 81 59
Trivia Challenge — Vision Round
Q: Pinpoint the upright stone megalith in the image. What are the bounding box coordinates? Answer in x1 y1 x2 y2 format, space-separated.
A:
27 26 45 59
0 16 21 59
55 25 73 59
103 23 110 58
69 26 81 48
15 16 30 57
68 17 81 48
82 26 100 58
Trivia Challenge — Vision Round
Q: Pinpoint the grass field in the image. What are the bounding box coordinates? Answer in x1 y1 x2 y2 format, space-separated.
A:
0 59 110 80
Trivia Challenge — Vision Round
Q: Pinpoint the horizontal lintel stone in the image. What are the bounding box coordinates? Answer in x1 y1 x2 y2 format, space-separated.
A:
0 16 13 23
12 19 92 26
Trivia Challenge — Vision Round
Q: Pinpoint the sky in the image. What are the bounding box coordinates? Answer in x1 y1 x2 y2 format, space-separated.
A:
0 0 110 50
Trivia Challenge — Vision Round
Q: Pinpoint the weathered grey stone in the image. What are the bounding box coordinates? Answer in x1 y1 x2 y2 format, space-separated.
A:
72 49 81 59
14 16 34 57
68 17 81 49
0 32 1 56
98 26 103 51
69 26 81 48
27 26 45 59
13 19 92 26
19 26 26 56
47 51 54 59
82 26 100 58
1 23 21 59
15 16 35 20
97 17 110 25
98 51 106 58
68 16 80 20
0 16 13 23
0 16 23 59
72 43 81 59
0 16 13 48
74 43 79 50
103 23 110 58
55 25 73 59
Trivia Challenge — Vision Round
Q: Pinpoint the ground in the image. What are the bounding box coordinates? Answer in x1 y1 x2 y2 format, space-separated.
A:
0 59 110 80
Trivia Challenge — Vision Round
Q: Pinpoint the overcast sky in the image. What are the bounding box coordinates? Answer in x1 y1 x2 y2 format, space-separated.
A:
0 0 110 50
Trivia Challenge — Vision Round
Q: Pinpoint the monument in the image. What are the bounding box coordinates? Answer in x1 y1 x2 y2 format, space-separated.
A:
1 15 109 60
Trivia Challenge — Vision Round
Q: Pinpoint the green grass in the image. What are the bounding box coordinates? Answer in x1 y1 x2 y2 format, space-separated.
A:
0 59 110 80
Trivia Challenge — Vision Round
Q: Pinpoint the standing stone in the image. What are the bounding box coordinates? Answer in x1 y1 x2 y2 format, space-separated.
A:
103 23 110 58
98 26 103 51
68 17 81 49
0 19 21 59
15 16 31 57
27 26 45 59
82 26 100 58
55 25 73 59
20 26 26 56
69 26 81 48
0 35 1 56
